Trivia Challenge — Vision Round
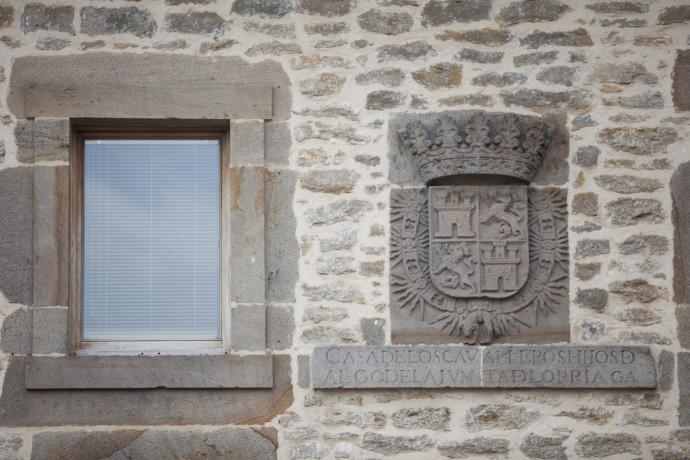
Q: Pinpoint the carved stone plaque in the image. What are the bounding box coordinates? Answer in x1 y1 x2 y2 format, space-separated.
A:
312 346 656 389
389 111 569 345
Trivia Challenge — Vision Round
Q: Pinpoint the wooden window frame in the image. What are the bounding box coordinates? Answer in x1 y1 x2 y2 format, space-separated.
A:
69 119 231 355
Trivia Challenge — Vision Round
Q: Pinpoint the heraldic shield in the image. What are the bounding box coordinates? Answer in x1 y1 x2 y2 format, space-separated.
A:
429 185 528 299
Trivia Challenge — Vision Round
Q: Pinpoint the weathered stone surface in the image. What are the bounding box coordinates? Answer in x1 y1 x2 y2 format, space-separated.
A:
616 307 661 326
595 175 663 194
588 1 648 13
0 167 33 305
620 330 671 345
320 228 357 252
514 51 558 66
231 304 266 351
659 350 674 391
9 54 288 120
294 121 372 144
680 352 690 425
295 0 354 17
580 319 605 341
199 38 237 53
496 0 569 26
299 72 345 97
439 94 493 107
318 408 386 429
557 406 612 424
573 145 600 167
242 22 295 39
421 0 490 27
232 0 293 18
673 162 690 304
15 119 69 163
572 114 598 131
297 355 310 389
362 432 434 455
265 169 298 303
1 308 32 354
659 5 690 24
360 318 385 345
589 61 657 84
520 433 568 460
356 68 404 87
609 278 667 303
366 90 406 110
0 5 13 28
30 427 278 460
358 9 412 35
377 41 436 62
165 12 228 35
391 407 450 430
575 432 641 457
483 346 657 388
674 50 690 111
501 89 591 109
634 32 672 47
472 72 526 87
412 63 462 89
266 305 294 350
304 199 372 225
437 28 511 46
315 256 355 275
604 91 664 109
536 65 577 86
302 283 364 303
2 353 291 426
466 404 540 431
31 307 67 354
35 37 70 51
438 437 509 458
304 21 348 35
678 305 690 350
575 288 608 312
301 170 358 194
246 40 301 56
572 192 598 216
520 28 593 48
25 355 273 389
456 48 503 63
600 17 646 27
80 6 156 37
575 239 609 259
312 346 481 388
606 198 664 225
575 262 601 281
21 3 74 34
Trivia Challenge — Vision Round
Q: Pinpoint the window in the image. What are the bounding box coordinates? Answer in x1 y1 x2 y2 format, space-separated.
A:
71 123 229 350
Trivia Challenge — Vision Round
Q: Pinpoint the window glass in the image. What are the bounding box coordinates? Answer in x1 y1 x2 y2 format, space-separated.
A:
83 139 221 341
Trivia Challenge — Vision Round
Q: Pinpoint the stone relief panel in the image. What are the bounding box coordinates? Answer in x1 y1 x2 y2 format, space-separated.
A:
389 111 569 345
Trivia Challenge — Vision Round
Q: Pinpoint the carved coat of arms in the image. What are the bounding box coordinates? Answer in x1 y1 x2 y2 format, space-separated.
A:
390 112 568 344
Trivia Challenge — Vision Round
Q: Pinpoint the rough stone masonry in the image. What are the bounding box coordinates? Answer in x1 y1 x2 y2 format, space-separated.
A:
0 0 689 459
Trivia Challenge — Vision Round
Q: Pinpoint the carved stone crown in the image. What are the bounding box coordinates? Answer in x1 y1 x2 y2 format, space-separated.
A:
398 112 552 184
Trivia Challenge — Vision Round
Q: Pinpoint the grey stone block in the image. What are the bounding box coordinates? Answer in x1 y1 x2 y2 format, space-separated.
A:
30 427 277 460
25 354 273 389
31 307 67 354
8 53 290 120
674 49 690 111
0 308 32 354
264 121 291 166
15 119 69 163
672 162 690 303
33 166 68 307
483 346 656 388
659 350 674 391
230 166 265 304
231 304 266 351
312 346 481 389
0 167 34 305
297 355 310 389
230 120 265 166
0 355 293 426
361 318 386 345
679 352 690 426
266 305 294 350
265 169 298 303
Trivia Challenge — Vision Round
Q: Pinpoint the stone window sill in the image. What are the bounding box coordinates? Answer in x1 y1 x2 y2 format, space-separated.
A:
25 354 273 390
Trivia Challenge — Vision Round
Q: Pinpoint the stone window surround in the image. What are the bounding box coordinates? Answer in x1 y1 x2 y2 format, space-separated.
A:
10 54 291 390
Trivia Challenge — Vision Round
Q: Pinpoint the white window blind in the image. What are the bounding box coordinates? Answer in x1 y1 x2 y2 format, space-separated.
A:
83 139 221 341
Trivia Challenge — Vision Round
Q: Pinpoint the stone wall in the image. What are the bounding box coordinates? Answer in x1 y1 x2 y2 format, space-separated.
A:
0 0 689 458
